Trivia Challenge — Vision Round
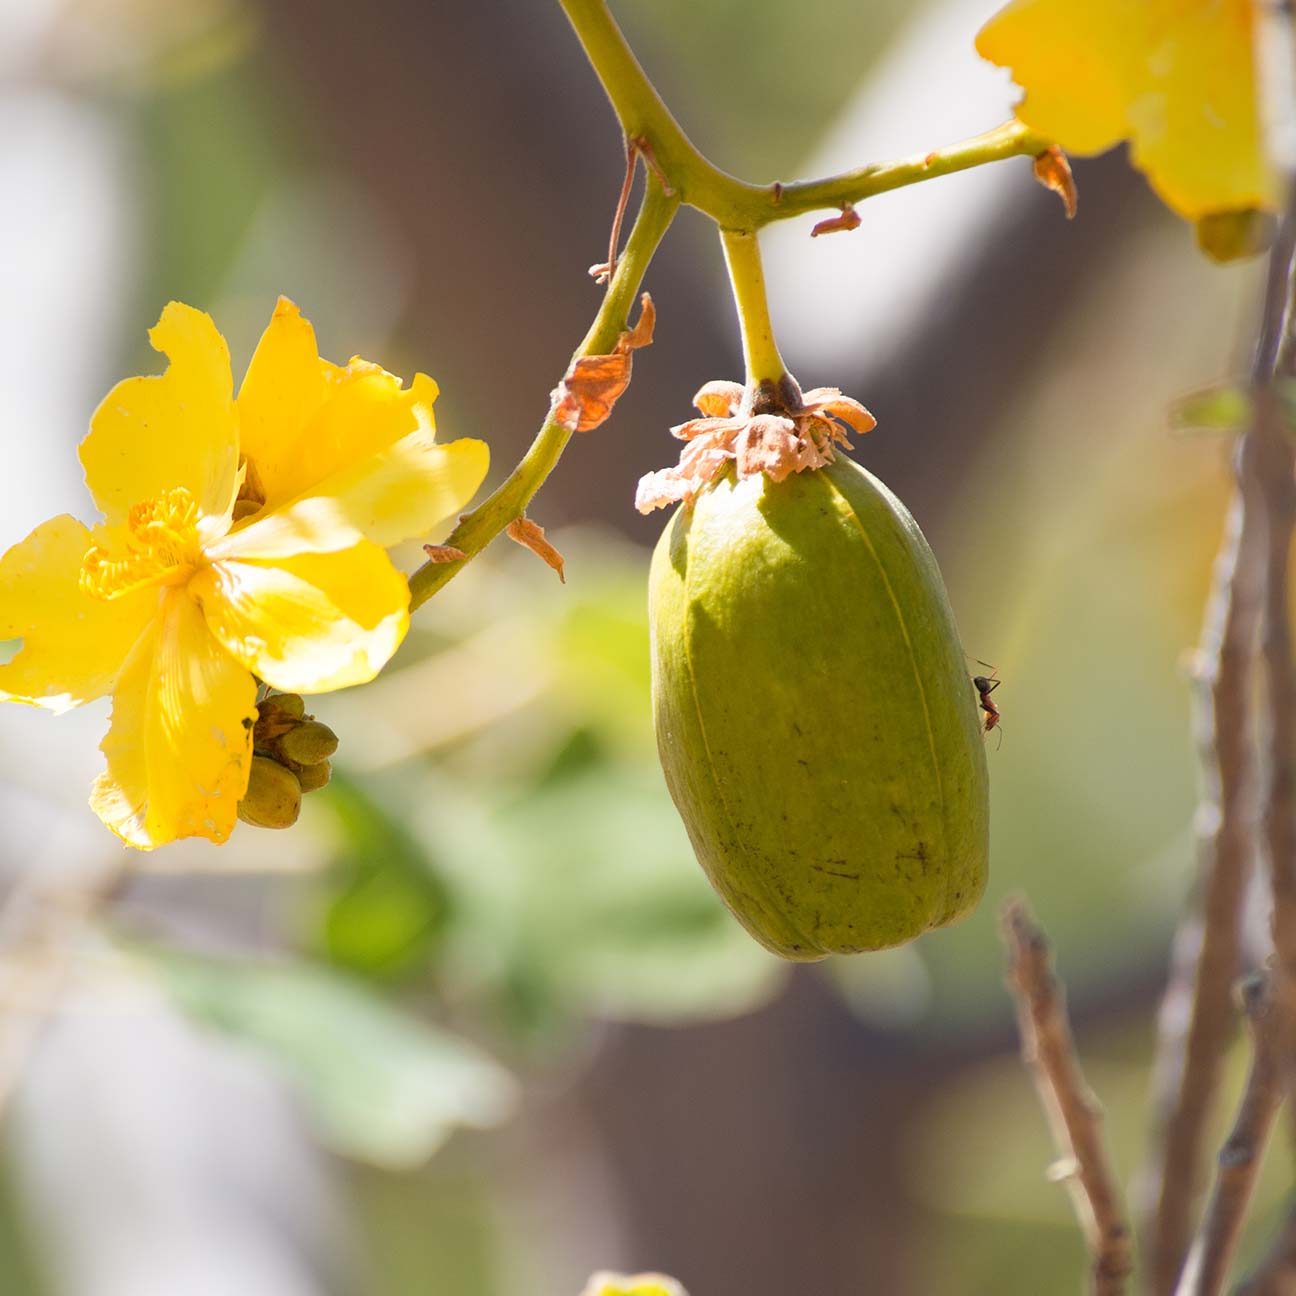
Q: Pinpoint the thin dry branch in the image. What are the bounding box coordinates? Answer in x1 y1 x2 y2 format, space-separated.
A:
1143 59 1296 1279
1143 14 1296 1294
1140 478 1265 1295
1002 898 1133 1296
1255 379 1296 1035
1174 976 1285 1296
1237 1202 1296 1295
1251 0 1296 1043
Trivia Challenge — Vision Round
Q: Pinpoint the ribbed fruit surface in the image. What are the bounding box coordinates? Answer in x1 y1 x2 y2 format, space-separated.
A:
649 456 989 960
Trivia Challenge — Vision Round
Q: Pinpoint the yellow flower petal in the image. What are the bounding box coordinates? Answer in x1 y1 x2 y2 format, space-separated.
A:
191 543 409 693
80 303 239 529
1126 3 1270 218
977 0 1140 154
240 348 439 510
235 297 328 510
90 588 257 849
0 515 154 712
208 425 489 561
977 0 1272 219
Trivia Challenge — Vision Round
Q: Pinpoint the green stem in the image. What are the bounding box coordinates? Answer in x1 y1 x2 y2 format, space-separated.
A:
408 175 680 611
720 228 787 387
556 0 740 219
558 0 1050 231
770 121 1050 221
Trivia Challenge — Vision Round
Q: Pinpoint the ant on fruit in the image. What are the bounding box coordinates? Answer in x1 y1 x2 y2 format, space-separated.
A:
971 661 1002 748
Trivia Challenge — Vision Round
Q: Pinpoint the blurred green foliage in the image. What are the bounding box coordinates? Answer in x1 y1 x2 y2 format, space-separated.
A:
311 773 454 982
145 946 517 1168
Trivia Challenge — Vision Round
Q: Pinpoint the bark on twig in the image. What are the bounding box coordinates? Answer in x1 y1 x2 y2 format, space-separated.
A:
1173 976 1285 1296
1255 377 1296 1046
1237 1202 1296 1295
1146 241 1296 1296
1250 0 1296 1044
1141 479 1264 1295
1002 898 1133 1296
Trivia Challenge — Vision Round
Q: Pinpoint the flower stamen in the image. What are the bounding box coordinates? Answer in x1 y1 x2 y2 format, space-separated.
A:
80 486 202 600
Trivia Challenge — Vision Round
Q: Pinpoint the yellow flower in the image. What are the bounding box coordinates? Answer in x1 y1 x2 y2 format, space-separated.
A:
0 299 488 850
977 0 1272 222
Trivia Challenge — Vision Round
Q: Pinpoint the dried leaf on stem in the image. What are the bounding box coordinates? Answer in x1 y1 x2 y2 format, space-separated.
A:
506 516 566 583
1033 146 1078 219
1002 897 1133 1296
809 205 861 238
422 543 468 564
551 292 655 433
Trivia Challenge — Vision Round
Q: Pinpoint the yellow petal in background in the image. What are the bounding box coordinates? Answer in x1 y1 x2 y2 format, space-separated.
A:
210 428 489 560
1127 2 1270 218
91 588 257 849
977 0 1271 220
0 515 154 712
192 543 409 693
976 0 1142 154
80 302 239 528
235 297 328 510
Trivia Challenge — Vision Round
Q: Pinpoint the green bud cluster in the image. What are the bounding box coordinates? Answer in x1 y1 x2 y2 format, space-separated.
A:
237 693 337 830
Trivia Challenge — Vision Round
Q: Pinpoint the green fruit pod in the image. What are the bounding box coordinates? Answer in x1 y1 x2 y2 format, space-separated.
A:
649 456 988 960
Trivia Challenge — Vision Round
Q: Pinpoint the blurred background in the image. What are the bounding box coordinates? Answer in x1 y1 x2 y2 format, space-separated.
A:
0 1 1278 1293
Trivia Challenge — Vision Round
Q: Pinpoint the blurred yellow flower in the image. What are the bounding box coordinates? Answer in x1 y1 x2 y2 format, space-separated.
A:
977 0 1272 221
0 299 488 849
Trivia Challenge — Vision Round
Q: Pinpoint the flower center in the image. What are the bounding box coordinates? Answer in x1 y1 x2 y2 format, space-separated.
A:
80 486 203 601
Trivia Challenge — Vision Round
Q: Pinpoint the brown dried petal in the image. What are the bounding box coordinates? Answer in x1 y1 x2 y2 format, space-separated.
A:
551 293 656 433
691 380 744 418
1033 146 1077 219
804 393 877 436
634 433 736 513
669 414 743 442
734 415 800 481
637 379 873 513
635 467 691 514
506 516 565 583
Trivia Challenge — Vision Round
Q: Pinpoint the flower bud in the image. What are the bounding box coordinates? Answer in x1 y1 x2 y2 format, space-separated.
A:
238 754 302 829
296 758 332 794
277 719 339 766
254 692 308 746
265 691 306 720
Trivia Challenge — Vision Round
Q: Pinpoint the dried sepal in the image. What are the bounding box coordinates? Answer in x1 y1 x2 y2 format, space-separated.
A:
635 379 875 514
691 380 744 418
506 515 565 583
551 293 656 433
1033 146 1077 219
